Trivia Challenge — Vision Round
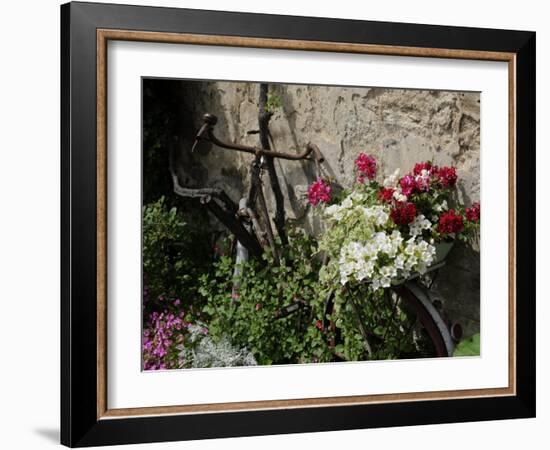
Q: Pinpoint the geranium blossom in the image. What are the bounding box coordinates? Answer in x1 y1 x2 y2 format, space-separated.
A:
307 177 332 206
435 166 457 188
318 157 478 295
390 201 417 226
437 209 464 234
465 202 480 222
355 153 377 182
414 169 431 192
378 187 395 203
398 175 416 197
413 161 433 176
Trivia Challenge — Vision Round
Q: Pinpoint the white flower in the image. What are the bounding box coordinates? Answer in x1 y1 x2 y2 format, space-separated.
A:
394 254 405 269
409 214 432 237
349 191 365 202
341 196 353 209
383 169 400 187
357 205 391 229
335 227 436 289
324 204 345 221
434 200 448 212
325 204 340 216
380 265 397 279
392 189 408 202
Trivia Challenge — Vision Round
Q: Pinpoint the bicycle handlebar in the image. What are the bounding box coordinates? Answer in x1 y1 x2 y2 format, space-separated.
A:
192 113 325 165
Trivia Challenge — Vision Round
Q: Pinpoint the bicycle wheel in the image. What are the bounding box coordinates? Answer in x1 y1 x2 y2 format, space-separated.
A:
392 281 454 357
323 280 454 360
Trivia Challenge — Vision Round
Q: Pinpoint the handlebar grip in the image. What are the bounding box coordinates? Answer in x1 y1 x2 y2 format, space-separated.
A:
191 114 219 152
308 142 325 163
202 113 218 125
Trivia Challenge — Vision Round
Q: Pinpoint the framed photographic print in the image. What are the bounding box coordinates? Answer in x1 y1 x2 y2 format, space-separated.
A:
61 1 536 447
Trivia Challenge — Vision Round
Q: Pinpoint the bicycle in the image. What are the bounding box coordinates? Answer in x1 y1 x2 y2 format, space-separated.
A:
170 87 459 361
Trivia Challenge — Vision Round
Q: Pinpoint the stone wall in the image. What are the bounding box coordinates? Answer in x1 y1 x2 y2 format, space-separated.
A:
172 80 481 337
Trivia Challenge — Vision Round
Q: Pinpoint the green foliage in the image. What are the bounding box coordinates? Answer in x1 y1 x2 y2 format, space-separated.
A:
265 92 283 113
453 333 480 357
199 228 333 365
198 225 423 364
142 197 212 309
310 284 420 361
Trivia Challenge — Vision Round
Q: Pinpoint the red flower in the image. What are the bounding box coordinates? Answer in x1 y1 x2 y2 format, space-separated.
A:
315 320 324 331
434 166 457 188
390 201 417 226
437 209 464 234
413 161 433 176
399 175 416 197
378 187 395 203
465 202 480 222
355 153 377 182
307 178 332 206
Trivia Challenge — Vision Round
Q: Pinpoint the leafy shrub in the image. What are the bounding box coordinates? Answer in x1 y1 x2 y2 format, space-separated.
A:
198 229 334 365
142 197 212 311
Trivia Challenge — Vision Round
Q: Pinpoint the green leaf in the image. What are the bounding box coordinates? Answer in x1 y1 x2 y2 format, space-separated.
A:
453 333 480 357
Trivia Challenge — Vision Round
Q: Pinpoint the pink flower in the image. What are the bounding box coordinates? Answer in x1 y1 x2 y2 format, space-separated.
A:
142 307 188 371
173 299 181 306
255 303 262 311
307 178 332 206
399 175 416 197
414 172 430 192
355 153 377 182
231 292 240 300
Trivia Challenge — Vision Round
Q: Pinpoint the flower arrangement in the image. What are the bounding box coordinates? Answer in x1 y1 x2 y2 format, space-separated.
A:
313 153 480 291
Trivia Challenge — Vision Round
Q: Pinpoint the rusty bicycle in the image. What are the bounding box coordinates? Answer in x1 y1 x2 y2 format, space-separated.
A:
171 85 459 360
